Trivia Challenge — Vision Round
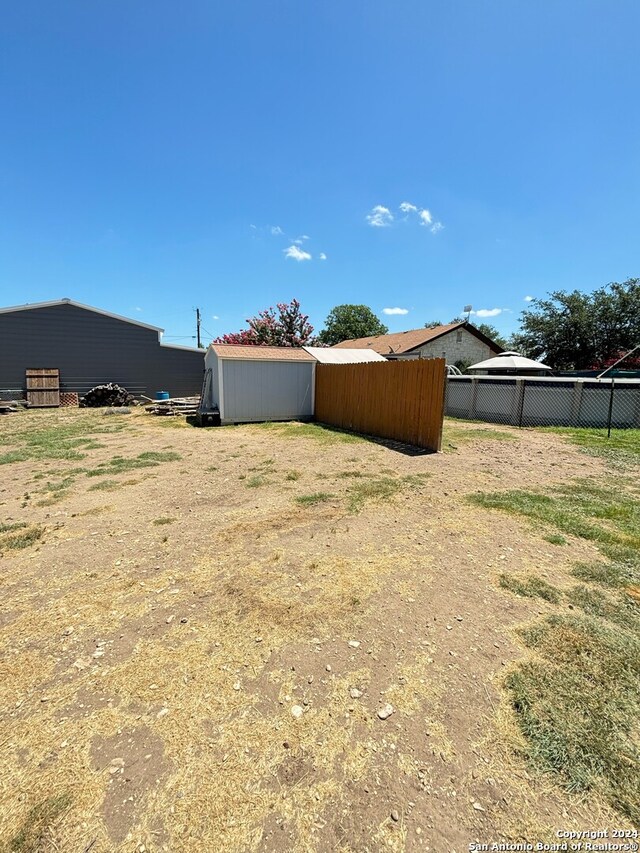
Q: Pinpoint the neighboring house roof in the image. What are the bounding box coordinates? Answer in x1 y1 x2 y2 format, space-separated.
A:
303 346 386 364
209 344 315 361
469 354 552 371
333 322 503 355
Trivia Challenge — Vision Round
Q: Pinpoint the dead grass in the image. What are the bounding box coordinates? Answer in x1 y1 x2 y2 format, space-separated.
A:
1 410 635 849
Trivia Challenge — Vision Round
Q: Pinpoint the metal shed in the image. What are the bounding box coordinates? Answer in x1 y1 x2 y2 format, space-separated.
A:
203 344 316 424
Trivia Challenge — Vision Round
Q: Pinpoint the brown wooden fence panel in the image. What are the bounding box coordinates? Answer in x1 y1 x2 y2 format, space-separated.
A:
26 368 60 408
314 359 446 451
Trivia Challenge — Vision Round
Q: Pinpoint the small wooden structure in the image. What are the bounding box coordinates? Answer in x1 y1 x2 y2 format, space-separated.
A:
26 368 60 408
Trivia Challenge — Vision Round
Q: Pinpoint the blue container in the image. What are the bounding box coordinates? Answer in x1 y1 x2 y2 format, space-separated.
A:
155 391 170 401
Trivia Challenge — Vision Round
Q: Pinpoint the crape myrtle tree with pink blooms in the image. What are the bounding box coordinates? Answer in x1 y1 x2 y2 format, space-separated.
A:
213 299 319 348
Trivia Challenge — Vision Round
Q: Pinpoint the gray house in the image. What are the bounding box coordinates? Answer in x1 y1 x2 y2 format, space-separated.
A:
0 299 205 399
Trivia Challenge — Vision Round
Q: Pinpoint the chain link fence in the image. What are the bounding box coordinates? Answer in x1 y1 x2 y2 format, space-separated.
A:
445 376 640 433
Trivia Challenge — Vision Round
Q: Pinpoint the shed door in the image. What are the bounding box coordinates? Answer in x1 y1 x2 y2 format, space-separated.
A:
26 368 60 408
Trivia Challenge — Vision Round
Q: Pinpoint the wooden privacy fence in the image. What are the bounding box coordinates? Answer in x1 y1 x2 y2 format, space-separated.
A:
314 358 446 451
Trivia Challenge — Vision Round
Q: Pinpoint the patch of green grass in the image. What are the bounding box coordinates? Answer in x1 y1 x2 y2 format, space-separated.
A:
295 492 334 506
571 559 638 589
506 614 640 823
254 421 365 445
0 521 28 534
153 517 177 526
543 533 567 545
86 450 181 477
346 476 403 512
0 524 44 551
499 573 561 603
0 417 129 465
472 475 640 824
345 473 428 513
468 482 640 550
87 478 140 491
544 427 640 468
566 585 639 630
10 792 72 853
0 449 31 465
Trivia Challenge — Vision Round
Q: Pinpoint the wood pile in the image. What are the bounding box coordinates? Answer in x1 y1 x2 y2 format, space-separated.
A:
0 402 19 415
145 396 200 417
80 384 135 408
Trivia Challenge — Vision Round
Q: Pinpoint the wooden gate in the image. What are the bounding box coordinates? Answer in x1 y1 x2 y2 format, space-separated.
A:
314 358 446 451
26 368 60 408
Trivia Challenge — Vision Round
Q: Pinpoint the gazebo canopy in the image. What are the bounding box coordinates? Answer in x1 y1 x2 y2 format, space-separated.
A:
469 353 552 372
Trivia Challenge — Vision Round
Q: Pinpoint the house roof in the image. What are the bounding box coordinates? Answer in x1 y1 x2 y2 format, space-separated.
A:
303 346 386 364
333 322 502 355
0 298 165 333
209 344 316 362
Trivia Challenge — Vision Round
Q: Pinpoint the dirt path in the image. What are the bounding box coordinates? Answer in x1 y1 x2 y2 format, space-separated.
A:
0 412 630 851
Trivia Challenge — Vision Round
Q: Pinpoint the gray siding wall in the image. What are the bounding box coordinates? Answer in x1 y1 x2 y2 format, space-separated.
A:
0 304 204 397
220 360 314 423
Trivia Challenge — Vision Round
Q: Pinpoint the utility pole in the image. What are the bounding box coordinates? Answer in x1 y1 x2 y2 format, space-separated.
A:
196 308 202 348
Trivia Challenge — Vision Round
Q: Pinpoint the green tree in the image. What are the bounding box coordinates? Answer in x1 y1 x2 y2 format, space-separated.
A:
510 279 640 369
474 323 508 350
318 305 388 345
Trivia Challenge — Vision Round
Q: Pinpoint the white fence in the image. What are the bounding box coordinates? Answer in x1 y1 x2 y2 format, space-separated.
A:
445 376 640 429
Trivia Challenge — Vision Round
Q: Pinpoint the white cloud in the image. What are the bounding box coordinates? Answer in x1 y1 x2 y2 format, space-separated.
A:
366 205 394 227
135 307 142 312
524 295 534 302
271 225 284 236
383 307 409 315
284 244 312 262
319 252 327 260
473 308 505 318
399 202 418 213
430 221 444 234
212 315 219 320
418 208 433 226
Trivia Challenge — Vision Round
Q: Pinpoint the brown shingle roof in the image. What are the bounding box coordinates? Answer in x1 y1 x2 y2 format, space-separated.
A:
210 344 315 361
333 323 465 355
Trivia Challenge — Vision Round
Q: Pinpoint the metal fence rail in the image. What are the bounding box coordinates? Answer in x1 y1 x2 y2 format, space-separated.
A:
445 376 640 433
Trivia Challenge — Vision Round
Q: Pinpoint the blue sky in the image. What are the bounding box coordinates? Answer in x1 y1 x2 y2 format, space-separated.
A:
2 1 639 345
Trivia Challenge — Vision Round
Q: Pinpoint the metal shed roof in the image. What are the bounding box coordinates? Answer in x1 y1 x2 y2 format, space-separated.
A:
209 344 315 362
303 346 386 363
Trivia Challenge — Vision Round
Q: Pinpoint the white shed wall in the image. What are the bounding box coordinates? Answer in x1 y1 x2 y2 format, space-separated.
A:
219 359 314 423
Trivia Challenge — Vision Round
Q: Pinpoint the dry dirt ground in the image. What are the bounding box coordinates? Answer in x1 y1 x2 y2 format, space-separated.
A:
0 410 633 852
